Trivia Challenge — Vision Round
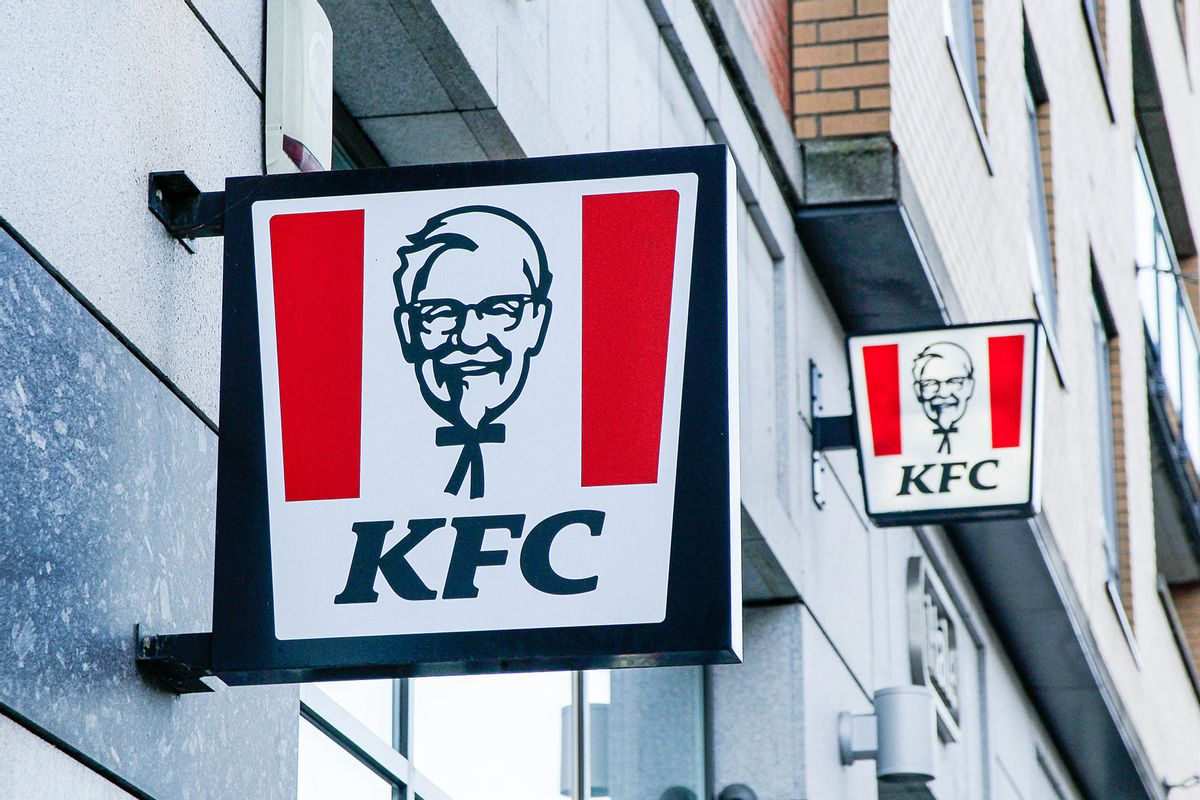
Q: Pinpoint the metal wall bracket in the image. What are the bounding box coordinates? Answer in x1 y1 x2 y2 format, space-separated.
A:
135 623 217 694
837 710 878 765
148 171 226 253
810 359 857 510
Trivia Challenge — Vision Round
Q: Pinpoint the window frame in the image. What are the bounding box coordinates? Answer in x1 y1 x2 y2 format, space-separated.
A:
1021 74 1066 384
1136 139 1200 474
943 0 992 170
1091 290 1119 592
301 683 454 800
1080 0 1116 121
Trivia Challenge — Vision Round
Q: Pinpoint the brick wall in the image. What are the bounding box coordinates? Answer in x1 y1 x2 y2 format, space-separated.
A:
1111 336 1135 628
974 0 987 130
1039 101 1055 270
1183 254 1200 321
734 0 793 113
793 0 889 138
1171 583 1200 671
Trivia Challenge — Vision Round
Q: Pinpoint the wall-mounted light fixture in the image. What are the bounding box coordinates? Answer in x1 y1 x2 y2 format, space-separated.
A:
838 685 936 784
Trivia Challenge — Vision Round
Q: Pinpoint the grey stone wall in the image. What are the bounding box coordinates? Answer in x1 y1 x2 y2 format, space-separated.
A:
0 230 297 799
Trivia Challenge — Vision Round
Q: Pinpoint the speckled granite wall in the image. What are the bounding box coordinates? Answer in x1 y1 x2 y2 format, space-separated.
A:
0 229 298 799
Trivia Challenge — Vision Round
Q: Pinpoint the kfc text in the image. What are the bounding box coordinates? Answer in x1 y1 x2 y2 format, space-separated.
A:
334 510 606 603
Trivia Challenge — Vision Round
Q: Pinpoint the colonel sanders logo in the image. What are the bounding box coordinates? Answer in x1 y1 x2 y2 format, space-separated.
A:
393 206 552 499
912 342 975 455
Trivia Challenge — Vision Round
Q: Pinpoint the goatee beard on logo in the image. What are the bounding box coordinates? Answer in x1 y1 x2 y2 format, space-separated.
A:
419 349 516 429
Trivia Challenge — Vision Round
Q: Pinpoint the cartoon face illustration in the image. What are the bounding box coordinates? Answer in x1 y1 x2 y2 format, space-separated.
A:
911 342 975 454
393 206 552 498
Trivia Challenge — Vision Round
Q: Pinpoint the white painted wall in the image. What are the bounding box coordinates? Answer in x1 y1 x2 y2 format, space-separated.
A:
0 715 135 800
0 0 263 421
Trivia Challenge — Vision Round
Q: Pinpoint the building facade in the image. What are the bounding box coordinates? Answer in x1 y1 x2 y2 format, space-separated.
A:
3 1 1200 799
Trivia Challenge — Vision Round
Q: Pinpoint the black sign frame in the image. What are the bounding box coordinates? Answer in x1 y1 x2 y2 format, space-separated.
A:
211 145 739 683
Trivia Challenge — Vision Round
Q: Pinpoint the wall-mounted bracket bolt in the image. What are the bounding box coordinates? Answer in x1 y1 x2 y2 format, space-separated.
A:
148 171 226 253
134 623 217 695
810 359 857 510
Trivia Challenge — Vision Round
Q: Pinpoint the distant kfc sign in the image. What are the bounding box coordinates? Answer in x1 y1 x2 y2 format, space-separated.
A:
848 321 1043 526
211 146 740 681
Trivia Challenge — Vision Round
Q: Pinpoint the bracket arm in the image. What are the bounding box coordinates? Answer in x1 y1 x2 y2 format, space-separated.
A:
148 171 225 251
810 359 858 509
135 623 216 694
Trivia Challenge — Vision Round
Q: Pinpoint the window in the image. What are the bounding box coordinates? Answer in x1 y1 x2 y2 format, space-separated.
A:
1092 290 1119 591
944 0 986 131
1094 271 1136 635
1024 76 1056 337
1083 0 1106 61
299 668 708 800
331 94 387 171
298 716 394 800
1136 142 1200 474
1176 0 1187 52
584 667 707 799
408 672 569 800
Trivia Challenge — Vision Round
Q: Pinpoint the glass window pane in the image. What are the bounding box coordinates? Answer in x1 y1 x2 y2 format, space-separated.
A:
314 680 394 746
410 672 570 800
1093 301 1118 583
949 0 979 108
587 667 705 800
1133 155 1158 271
1135 152 1162 340
298 718 394 800
1160 273 1183 410
1139 261 1160 343
1026 89 1055 330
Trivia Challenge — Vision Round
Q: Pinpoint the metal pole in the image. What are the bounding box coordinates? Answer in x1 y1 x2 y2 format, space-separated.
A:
571 671 591 800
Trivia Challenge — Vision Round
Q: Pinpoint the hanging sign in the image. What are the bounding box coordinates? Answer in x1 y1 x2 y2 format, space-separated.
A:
847 320 1043 526
211 145 740 681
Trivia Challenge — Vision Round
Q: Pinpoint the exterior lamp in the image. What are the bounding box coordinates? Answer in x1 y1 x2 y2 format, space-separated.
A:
838 685 937 784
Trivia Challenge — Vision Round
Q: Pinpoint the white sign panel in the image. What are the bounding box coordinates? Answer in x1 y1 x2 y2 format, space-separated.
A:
847 321 1043 525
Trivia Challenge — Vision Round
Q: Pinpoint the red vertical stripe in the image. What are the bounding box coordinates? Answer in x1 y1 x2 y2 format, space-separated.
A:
988 334 1025 448
581 190 680 487
269 210 365 501
862 344 902 456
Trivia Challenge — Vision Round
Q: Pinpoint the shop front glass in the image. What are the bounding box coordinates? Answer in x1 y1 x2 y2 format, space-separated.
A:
297 666 707 800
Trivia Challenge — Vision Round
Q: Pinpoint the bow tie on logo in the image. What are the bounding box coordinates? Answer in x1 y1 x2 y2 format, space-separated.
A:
435 423 507 499
932 423 958 455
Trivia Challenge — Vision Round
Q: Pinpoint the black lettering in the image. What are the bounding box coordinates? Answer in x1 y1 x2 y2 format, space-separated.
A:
968 459 1000 490
938 462 968 493
520 510 605 595
898 464 937 495
442 514 526 599
334 518 442 604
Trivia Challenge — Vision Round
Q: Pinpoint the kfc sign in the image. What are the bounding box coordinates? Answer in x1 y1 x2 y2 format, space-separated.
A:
847 321 1043 526
211 146 740 680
